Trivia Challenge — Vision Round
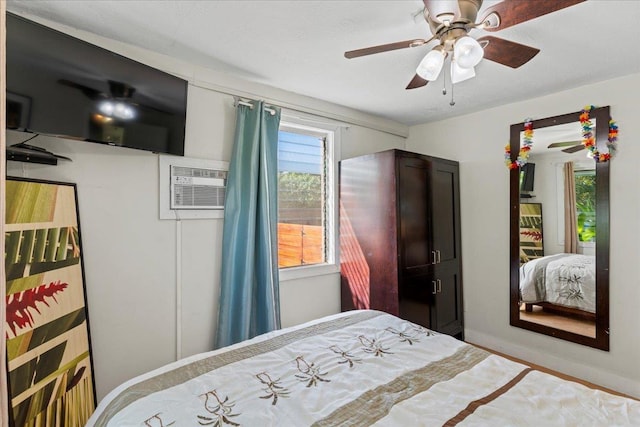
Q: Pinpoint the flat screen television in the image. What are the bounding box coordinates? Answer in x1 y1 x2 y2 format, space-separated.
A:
520 163 535 192
5 13 187 156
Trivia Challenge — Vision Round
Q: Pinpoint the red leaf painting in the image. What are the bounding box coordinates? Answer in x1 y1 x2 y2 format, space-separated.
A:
6 281 69 337
520 230 543 241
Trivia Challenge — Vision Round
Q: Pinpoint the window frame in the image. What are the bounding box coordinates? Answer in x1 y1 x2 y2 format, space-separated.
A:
277 117 340 282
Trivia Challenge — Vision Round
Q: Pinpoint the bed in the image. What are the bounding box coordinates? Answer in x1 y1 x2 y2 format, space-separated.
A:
519 253 596 319
87 310 639 426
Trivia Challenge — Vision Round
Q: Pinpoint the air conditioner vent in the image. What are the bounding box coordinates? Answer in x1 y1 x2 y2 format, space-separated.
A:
172 166 226 179
171 166 227 210
159 155 229 220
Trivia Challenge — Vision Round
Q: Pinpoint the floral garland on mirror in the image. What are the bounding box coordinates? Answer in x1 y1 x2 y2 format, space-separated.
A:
580 105 618 162
504 107 619 169
504 118 533 170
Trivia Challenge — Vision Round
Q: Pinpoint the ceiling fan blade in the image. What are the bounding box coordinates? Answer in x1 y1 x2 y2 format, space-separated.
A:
406 74 429 90
562 145 585 153
130 101 173 115
548 141 582 148
477 36 540 68
58 79 104 100
478 0 586 32
345 38 433 59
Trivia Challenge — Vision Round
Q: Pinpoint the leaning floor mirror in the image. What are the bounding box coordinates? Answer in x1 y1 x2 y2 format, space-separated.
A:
509 106 610 351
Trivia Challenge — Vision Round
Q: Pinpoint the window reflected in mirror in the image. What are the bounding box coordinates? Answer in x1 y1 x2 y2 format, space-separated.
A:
575 169 596 244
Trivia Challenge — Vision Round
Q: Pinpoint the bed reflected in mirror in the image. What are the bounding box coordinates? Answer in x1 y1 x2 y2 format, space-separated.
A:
509 108 610 351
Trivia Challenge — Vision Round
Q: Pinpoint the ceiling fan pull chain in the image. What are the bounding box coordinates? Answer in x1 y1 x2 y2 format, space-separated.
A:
446 56 455 106
442 66 447 95
450 81 456 106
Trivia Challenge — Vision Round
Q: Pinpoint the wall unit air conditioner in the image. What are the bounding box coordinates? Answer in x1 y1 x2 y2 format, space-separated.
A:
159 155 229 220
170 165 226 210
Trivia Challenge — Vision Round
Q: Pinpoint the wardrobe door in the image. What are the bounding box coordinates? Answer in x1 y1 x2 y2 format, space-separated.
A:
430 159 460 264
397 155 432 277
399 274 432 329
430 265 464 337
340 150 400 315
429 158 463 338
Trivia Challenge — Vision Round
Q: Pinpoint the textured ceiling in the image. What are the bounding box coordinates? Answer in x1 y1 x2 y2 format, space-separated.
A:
6 0 640 126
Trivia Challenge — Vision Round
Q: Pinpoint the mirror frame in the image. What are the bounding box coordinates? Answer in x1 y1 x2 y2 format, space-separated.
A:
509 106 610 351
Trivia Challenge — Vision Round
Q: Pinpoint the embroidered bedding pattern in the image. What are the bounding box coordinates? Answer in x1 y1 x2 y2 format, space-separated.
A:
520 253 596 313
88 311 640 426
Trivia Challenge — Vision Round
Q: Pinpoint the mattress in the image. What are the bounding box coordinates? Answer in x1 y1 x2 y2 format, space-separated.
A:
87 310 639 426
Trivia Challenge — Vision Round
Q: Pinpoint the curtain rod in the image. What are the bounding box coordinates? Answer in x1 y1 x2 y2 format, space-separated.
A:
233 97 276 116
191 81 409 138
235 96 348 128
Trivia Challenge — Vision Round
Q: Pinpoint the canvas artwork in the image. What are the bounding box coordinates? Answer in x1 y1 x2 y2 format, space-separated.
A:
519 202 544 264
4 178 95 427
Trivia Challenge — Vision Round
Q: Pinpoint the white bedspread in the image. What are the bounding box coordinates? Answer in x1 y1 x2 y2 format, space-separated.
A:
87 310 639 426
520 253 596 313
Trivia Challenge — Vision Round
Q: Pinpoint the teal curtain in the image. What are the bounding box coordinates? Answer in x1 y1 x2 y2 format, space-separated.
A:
215 101 282 348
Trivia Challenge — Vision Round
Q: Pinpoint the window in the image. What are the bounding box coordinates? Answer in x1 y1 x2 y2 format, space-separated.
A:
575 169 596 243
555 162 596 250
277 120 338 279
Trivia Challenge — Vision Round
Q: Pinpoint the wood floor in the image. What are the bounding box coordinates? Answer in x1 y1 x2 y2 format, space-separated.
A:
519 304 596 338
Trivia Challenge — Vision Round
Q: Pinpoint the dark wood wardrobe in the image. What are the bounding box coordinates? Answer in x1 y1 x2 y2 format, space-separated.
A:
340 149 463 338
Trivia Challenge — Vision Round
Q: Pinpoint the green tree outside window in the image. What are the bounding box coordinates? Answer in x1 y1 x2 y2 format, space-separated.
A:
575 170 596 242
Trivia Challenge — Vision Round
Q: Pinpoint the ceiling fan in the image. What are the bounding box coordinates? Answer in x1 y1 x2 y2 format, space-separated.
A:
345 0 586 90
547 141 584 153
58 79 169 119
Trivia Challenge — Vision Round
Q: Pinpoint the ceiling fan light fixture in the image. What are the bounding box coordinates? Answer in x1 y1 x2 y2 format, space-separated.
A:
438 13 455 26
98 100 136 120
423 0 460 24
98 100 115 116
416 48 446 81
114 102 136 120
453 36 484 69
451 60 476 84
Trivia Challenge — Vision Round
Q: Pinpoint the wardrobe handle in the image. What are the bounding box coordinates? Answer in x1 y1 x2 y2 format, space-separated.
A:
432 281 437 295
436 250 441 264
432 250 437 264
437 279 442 293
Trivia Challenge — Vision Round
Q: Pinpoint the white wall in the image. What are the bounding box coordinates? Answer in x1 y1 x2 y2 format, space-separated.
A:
406 73 640 398
6 20 406 401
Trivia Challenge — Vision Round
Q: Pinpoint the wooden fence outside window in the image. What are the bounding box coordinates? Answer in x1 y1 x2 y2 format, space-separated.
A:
277 223 323 268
